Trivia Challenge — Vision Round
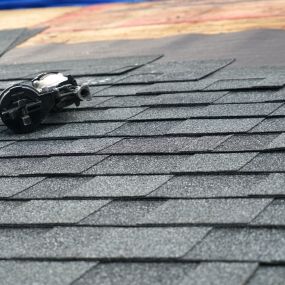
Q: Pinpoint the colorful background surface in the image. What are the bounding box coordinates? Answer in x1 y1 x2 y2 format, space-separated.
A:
0 0 284 46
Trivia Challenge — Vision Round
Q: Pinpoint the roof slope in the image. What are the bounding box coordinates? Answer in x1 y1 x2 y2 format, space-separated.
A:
0 55 285 284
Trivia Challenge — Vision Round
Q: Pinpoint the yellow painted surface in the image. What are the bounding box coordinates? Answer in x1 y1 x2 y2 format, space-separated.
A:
0 7 78 29
1 0 285 46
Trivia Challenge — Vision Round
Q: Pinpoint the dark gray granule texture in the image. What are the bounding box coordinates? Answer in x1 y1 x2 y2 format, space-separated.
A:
215 90 285 104
250 173 285 196
44 107 146 123
241 152 285 172
250 118 285 133
15 177 92 198
115 73 164 84
84 155 195 175
167 118 263 134
0 200 109 224
27 155 108 174
0 157 47 175
86 153 256 175
151 91 228 105
270 104 285 116
132 103 281 120
215 134 279 151
0 177 45 198
0 261 96 285
80 200 166 225
94 85 147 96
70 175 171 197
97 95 157 108
247 266 285 285
142 198 271 224
0 125 61 141
65 96 113 109
137 80 212 95
0 140 75 156
185 228 285 262
45 122 124 138
150 174 269 198
251 200 285 225
179 262 258 285
204 78 264 91
109 121 182 136
267 133 285 149
73 262 197 285
9 226 210 259
100 136 227 154
179 152 257 172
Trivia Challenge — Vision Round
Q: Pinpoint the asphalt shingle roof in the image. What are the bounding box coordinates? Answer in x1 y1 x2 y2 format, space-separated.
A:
0 54 285 284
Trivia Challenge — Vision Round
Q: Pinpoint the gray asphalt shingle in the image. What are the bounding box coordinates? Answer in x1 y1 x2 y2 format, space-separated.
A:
248 266 285 285
132 103 281 120
73 262 197 285
100 136 228 154
150 174 270 198
44 108 146 123
0 200 109 224
241 152 285 172
186 228 285 262
85 153 256 174
0 261 96 285
142 198 271 225
0 227 210 259
2 55 285 282
216 90 285 104
251 199 285 225
168 118 263 134
70 175 171 197
215 134 279 151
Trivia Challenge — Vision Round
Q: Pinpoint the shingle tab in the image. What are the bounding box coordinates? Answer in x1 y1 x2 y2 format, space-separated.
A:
216 90 285 104
168 118 263 134
267 133 285 149
97 95 156 108
44 108 146 124
0 155 107 175
179 262 258 285
186 228 285 262
95 85 147 97
109 121 181 136
215 134 279 151
0 200 109 224
45 122 124 138
70 175 171 197
73 262 197 285
15 177 91 198
241 152 285 172
247 266 285 285
150 174 269 198
100 136 228 154
205 79 264 91
132 103 281 120
80 200 166 225
28 155 108 174
0 177 44 198
251 200 285 225
143 198 271 225
86 153 256 175
0 227 210 259
138 81 212 95
152 91 227 105
250 118 285 133
0 261 96 285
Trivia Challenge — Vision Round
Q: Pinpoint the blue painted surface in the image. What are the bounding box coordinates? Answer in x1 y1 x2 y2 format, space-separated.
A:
0 0 144 9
